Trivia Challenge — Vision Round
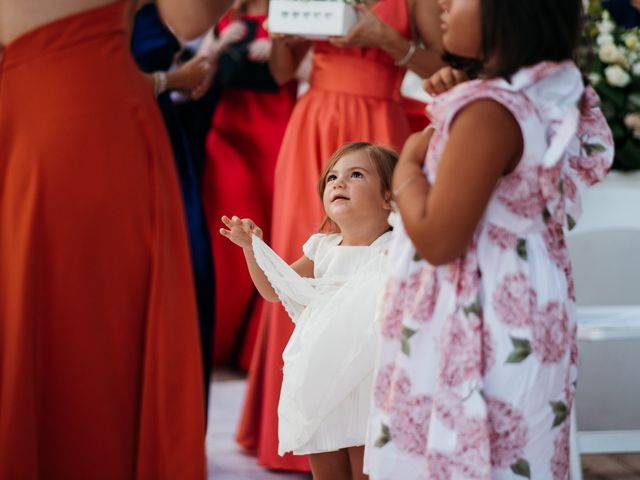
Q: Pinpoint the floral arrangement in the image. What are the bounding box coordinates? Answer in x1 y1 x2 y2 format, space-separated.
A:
581 1 640 170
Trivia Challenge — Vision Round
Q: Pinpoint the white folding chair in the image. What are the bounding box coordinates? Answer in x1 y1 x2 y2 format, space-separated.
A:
566 173 640 480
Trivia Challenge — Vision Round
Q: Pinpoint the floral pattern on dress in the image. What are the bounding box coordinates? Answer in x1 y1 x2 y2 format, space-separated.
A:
380 280 407 340
497 166 545 219
493 273 535 328
551 421 571 479
406 267 439 324
366 61 613 480
389 393 433 455
532 301 569 363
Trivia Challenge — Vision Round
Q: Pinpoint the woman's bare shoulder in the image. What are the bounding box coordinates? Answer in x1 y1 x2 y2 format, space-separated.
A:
0 0 115 44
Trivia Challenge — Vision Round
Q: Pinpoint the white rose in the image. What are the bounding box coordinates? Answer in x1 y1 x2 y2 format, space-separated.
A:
598 19 616 34
624 33 639 50
633 62 640 76
624 113 640 129
605 65 632 87
588 72 602 85
597 33 615 45
599 42 623 64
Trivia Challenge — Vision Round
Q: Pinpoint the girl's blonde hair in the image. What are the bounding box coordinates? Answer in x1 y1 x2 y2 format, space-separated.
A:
317 142 398 233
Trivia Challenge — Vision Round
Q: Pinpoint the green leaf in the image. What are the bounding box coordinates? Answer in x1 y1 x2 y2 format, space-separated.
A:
542 207 551 225
402 327 417 339
550 400 569 428
516 239 528 260
506 337 532 364
510 458 531 478
558 179 565 195
463 299 482 317
567 214 577 231
374 423 391 448
413 251 422 262
401 327 416 356
401 337 409 355
583 142 606 156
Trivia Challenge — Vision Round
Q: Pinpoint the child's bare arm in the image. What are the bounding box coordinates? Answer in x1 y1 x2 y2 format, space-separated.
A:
219 216 314 303
395 99 523 265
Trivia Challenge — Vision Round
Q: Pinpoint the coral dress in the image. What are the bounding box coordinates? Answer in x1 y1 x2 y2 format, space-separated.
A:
0 2 205 478
202 13 297 368
365 62 614 479
236 0 412 470
131 1 215 400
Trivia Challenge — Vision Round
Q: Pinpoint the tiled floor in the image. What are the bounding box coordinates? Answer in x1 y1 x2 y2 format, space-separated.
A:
206 372 640 480
206 376 310 480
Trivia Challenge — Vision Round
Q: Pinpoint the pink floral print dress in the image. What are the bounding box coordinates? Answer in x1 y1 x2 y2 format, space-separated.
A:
365 61 614 480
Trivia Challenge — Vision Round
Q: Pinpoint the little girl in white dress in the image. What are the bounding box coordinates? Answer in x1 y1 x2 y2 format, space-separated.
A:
220 142 398 480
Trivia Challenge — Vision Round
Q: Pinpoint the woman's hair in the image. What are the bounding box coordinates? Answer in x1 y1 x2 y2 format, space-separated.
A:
317 142 398 233
445 0 584 79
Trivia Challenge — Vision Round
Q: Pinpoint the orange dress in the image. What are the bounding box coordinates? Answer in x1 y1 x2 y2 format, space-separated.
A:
236 0 412 470
0 2 205 479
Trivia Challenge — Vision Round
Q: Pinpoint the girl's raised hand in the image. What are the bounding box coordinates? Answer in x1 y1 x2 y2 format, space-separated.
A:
219 216 263 249
423 66 467 96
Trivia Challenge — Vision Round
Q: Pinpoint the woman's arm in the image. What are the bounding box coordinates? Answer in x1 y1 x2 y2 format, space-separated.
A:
157 0 232 39
329 0 444 78
219 216 315 302
268 35 312 85
394 100 523 265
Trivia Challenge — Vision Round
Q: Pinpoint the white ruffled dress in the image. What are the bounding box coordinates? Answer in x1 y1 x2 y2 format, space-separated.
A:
252 231 391 455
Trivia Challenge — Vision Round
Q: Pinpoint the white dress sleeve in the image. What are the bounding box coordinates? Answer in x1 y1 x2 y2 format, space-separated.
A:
302 233 325 261
251 235 319 324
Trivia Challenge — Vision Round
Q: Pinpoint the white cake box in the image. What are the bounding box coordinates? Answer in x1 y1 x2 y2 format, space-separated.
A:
268 0 358 39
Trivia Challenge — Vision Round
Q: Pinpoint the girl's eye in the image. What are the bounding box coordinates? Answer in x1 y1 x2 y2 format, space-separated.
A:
351 171 364 178
327 174 337 182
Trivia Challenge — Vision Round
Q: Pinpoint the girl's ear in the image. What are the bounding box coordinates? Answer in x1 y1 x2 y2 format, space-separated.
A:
382 191 393 211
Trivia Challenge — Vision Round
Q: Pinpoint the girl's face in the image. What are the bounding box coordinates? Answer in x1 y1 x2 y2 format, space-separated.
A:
322 151 390 228
439 0 483 59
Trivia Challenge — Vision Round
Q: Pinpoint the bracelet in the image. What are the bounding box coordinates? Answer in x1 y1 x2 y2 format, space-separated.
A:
392 175 423 201
395 40 417 67
152 71 167 96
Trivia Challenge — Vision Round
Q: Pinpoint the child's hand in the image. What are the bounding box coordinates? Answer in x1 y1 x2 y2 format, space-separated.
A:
398 128 435 168
423 67 466 96
219 215 263 249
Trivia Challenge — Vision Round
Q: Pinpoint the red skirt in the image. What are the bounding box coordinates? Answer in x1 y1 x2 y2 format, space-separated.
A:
0 2 205 478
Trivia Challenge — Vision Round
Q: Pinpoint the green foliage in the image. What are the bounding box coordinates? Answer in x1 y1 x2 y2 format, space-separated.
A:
580 0 640 170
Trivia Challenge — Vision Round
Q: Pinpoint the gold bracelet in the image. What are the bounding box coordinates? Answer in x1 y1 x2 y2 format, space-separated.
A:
392 175 423 201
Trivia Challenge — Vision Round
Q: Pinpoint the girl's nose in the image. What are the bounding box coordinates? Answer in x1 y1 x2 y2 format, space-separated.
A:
333 177 346 188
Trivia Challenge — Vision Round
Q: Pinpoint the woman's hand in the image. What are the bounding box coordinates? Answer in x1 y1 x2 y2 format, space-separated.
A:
218 20 248 49
271 33 311 48
168 55 214 98
328 4 391 49
423 67 466 96
219 216 263 249
248 38 273 63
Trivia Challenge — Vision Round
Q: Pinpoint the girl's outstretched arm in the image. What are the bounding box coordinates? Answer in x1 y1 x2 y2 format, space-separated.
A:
219 216 314 302
394 99 523 265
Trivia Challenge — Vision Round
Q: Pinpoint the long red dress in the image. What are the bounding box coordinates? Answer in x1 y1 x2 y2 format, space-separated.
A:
235 0 412 470
202 14 297 368
0 2 205 478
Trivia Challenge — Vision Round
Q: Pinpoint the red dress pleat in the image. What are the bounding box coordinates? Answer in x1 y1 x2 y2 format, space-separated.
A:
0 3 205 478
